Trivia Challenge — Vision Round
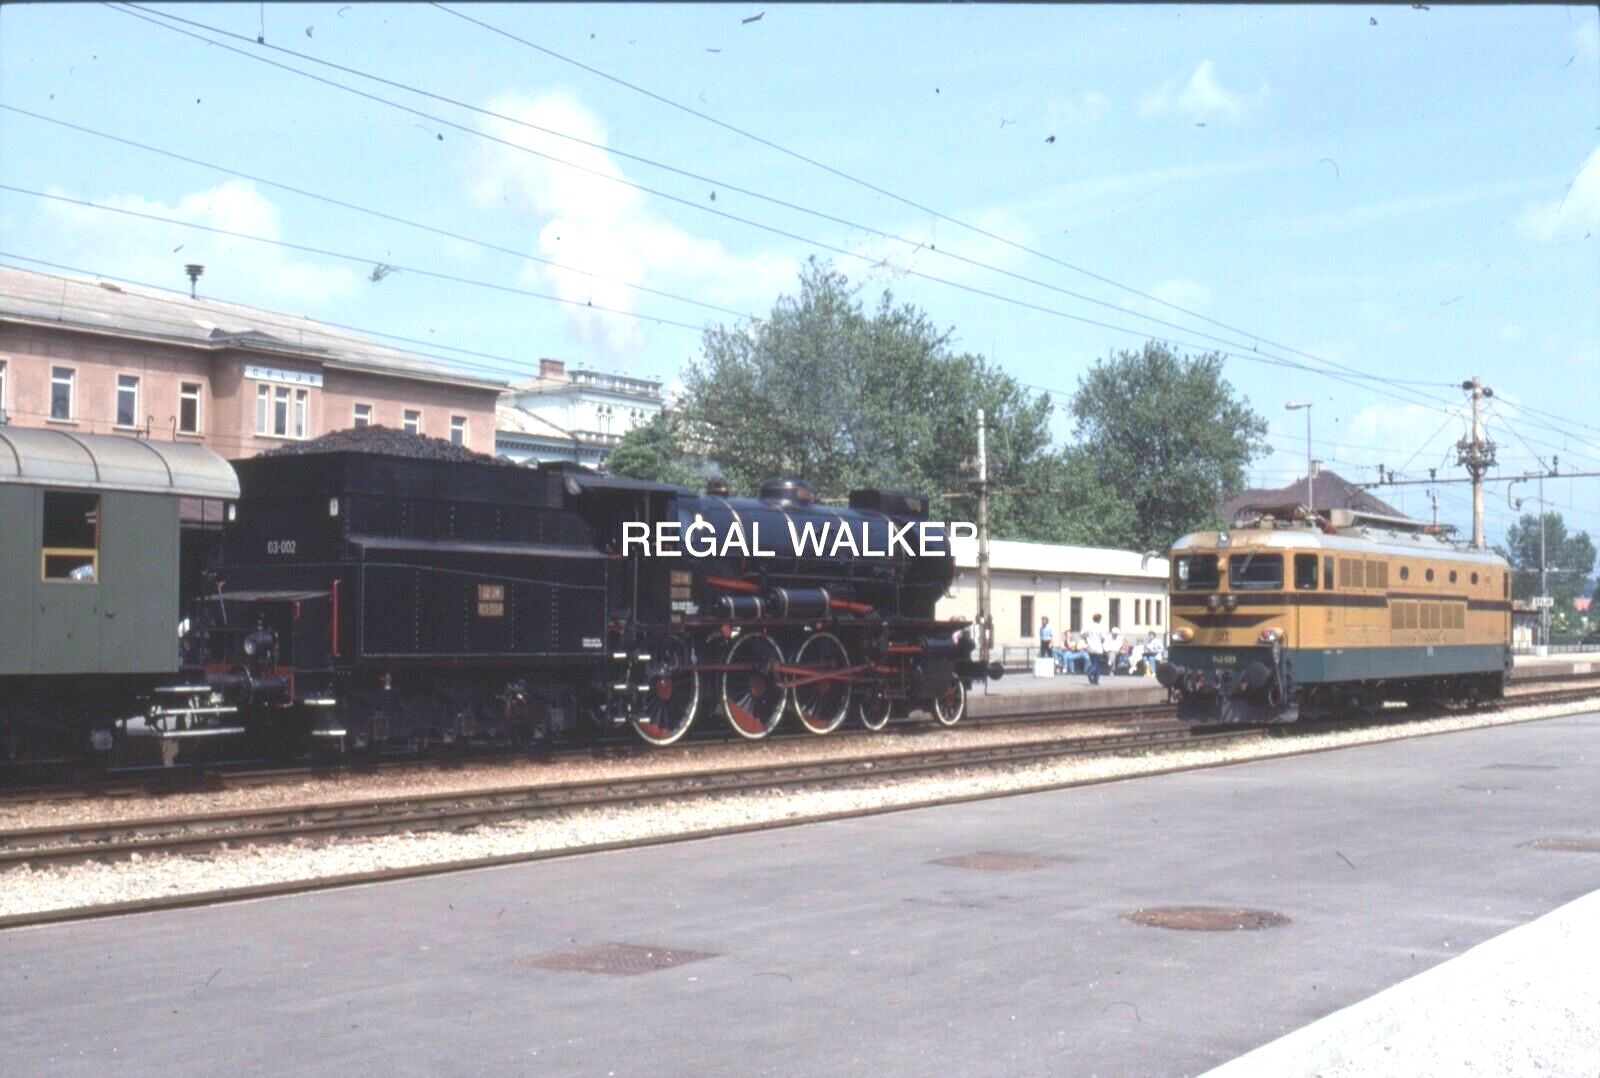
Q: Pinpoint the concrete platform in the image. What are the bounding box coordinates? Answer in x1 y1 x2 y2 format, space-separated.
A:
1512 651 1599 679
970 666 1168 718
2 711 1596 1076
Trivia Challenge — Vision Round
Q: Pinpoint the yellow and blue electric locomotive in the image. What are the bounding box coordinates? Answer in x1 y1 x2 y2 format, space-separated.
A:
1157 507 1512 724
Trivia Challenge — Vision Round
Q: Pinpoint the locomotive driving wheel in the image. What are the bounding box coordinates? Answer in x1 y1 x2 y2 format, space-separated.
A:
630 639 700 747
857 688 892 732
721 633 787 739
931 679 967 727
790 632 852 735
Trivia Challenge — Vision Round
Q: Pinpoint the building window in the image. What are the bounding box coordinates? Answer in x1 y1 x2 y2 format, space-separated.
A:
1154 600 1162 625
50 366 75 421
403 409 422 435
1069 597 1082 633
0 358 7 420
178 382 202 434
1019 595 1034 640
256 384 310 438
352 402 372 429
1108 598 1121 629
116 374 140 428
42 490 99 582
449 415 467 446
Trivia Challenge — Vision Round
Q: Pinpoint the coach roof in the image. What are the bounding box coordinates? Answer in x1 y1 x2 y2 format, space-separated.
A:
0 427 239 498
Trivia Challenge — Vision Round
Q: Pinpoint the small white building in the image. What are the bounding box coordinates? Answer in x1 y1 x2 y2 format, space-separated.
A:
496 358 664 467
938 537 1169 662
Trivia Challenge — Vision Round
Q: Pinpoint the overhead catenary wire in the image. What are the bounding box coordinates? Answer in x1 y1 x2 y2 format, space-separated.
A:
104 2 1476 416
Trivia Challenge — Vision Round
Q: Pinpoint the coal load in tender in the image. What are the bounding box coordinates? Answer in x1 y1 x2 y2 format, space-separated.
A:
259 424 513 465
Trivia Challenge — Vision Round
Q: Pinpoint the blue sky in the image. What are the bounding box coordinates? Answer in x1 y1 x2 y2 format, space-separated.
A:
1 3 1596 544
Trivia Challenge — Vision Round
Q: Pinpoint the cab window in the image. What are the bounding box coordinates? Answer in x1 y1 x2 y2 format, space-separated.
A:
42 490 100 582
1228 553 1284 590
1173 554 1220 590
1294 553 1318 590
1323 556 1334 590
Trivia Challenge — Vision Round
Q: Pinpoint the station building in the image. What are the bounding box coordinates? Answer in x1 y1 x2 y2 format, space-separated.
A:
939 536 1170 664
0 265 504 458
496 358 664 467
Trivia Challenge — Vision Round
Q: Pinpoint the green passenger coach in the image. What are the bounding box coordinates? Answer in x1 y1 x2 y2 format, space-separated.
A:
0 427 237 761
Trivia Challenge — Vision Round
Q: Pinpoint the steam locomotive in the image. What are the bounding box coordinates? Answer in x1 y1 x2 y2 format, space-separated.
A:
1 426 996 771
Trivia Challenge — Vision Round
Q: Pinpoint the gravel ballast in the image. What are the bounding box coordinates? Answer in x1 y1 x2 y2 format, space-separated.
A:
1 697 1594 920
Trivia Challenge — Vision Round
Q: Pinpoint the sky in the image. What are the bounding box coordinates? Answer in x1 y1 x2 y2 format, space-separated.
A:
1 2 1597 547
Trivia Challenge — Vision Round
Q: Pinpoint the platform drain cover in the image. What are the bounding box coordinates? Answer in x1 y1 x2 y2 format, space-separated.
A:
1125 906 1290 931
516 943 715 976
1524 838 1600 853
930 852 1062 871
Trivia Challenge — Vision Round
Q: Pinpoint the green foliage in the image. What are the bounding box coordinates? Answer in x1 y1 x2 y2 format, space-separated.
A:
604 413 706 489
680 259 1060 536
1495 512 1596 608
1062 342 1269 552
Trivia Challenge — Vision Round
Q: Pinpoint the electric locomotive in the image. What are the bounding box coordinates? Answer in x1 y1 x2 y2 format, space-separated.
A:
1157 507 1511 724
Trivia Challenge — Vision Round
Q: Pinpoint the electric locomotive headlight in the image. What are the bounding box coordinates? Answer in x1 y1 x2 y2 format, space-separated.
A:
242 629 276 658
1258 628 1283 643
1170 627 1194 643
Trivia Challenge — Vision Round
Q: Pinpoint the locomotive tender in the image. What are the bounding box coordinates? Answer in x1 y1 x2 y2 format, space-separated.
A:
1157 507 1512 724
1 427 994 769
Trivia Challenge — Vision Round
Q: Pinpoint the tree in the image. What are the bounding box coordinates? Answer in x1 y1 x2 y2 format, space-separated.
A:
1496 512 1596 609
1063 342 1269 552
604 413 706 489
680 259 1062 537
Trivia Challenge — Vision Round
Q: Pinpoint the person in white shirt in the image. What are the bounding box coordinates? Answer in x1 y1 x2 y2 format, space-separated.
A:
1038 616 1054 659
1082 614 1107 685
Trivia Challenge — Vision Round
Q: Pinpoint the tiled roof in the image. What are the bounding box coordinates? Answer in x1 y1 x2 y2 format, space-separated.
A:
1222 470 1404 521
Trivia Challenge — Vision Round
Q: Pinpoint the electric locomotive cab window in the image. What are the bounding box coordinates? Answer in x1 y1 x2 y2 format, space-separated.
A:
1323 556 1334 589
1228 553 1283 590
1294 553 1319 590
1173 554 1220 590
42 491 99 582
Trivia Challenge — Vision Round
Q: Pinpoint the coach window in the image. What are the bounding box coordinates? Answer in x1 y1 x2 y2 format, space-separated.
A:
1294 553 1319 590
42 491 99 582
1323 555 1335 590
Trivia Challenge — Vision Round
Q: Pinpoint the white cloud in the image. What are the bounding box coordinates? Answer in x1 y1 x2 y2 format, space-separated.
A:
1575 22 1599 63
37 180 360 306
1048 90 1109 128
1516 147 1600 242
1140 61 1265 123
467 89 796 363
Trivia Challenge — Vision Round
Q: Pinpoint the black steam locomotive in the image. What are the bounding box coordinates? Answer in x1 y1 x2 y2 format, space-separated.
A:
7 429 985 768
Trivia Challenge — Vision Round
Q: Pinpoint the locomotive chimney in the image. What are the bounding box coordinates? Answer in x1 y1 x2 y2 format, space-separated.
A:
705 477 730 497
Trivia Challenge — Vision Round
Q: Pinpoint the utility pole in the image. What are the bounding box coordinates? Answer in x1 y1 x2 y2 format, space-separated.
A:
1285 401 1314 514
975 407 993 668
1539 469 1549 649
1429 490 1439 528
1455 377 1496 550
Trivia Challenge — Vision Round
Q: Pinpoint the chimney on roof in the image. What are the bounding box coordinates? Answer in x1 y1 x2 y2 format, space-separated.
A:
184 263 205 299
539 358 566 379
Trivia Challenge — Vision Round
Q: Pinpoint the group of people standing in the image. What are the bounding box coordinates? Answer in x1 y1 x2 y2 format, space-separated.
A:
1038 616 1162 686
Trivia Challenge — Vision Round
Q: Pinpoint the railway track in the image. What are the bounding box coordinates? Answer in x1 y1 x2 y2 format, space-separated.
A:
0 725 1231 870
